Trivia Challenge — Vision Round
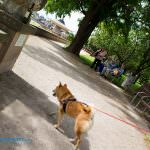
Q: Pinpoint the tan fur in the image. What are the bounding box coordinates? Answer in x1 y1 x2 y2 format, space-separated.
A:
52 82 94 149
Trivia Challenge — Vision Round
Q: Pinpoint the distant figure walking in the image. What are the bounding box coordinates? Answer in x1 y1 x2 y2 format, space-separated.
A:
121 72 135 89
91 48 107 71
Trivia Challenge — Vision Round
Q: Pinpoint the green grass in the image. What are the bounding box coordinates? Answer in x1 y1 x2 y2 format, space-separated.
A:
130 82 141 92
79 53 94 66
111 75 124 86
144 134 150 148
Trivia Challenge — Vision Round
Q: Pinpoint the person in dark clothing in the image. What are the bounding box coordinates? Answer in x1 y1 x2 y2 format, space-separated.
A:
98 63 105 73
91 48 107 71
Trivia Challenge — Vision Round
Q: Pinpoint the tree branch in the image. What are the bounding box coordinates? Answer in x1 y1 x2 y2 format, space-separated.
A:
77 0 86 15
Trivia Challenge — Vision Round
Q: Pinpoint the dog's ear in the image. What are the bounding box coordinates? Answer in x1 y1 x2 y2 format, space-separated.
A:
59 82 62 87
64 83 67 87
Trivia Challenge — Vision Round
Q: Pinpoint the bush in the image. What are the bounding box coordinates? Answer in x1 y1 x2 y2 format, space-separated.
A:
144 134 150 148
67 32 75 44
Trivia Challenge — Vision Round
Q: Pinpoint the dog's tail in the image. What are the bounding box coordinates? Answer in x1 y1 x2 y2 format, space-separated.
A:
82 105 90 113
82 103 95 115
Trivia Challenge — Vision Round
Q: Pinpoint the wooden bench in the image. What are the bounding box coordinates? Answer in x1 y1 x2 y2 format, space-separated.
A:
130 83 150 113
82 48 93 55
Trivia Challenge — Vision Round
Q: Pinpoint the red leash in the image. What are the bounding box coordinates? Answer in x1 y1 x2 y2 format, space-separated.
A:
93 106 150 135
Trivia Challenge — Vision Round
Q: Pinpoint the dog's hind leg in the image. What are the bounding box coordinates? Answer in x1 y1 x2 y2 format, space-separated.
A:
74 130 81 150
54 106 64 129
73 120 82 149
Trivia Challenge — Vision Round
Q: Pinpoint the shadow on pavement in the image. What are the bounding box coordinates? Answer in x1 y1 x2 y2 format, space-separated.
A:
0 71 90 150
23 38 148 132
24 43 127 105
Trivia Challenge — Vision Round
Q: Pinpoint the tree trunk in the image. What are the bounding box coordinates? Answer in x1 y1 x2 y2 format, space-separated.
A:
67 1 112 55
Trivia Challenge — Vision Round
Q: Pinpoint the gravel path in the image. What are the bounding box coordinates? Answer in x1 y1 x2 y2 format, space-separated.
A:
0 35 149 150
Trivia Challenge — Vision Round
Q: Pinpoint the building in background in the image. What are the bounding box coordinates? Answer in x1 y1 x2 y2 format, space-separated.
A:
49 19 70 38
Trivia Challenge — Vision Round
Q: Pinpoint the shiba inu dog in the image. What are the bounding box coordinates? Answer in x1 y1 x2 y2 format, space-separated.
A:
52 82 94 149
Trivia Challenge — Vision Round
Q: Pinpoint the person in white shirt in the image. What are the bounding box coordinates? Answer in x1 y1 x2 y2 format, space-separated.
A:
121 72 135 89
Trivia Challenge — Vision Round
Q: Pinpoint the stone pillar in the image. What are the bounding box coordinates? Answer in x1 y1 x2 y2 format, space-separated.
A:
0 0 47 73
0 30 29 73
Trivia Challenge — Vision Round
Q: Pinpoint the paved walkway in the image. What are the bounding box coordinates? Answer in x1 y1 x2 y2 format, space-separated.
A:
0 35 149 150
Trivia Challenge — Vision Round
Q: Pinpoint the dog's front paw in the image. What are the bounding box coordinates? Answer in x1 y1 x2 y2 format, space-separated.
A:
69 139 79 150
54 124 64 133
54 124 59 129
74 145 79 150
69 138 75 143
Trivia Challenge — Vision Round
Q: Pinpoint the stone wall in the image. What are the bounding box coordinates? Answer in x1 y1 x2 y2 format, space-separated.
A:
0 0 47 73
0 10 36 73
0 0 47 20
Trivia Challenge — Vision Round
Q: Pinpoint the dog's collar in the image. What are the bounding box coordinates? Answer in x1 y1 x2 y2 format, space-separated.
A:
59 92 74 101
62 97 77 103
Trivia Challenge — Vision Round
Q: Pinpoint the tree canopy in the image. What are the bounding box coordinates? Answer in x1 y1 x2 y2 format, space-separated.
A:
44 0 150 83
45 0 148 55
87 15 150 83
45 0 90 17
